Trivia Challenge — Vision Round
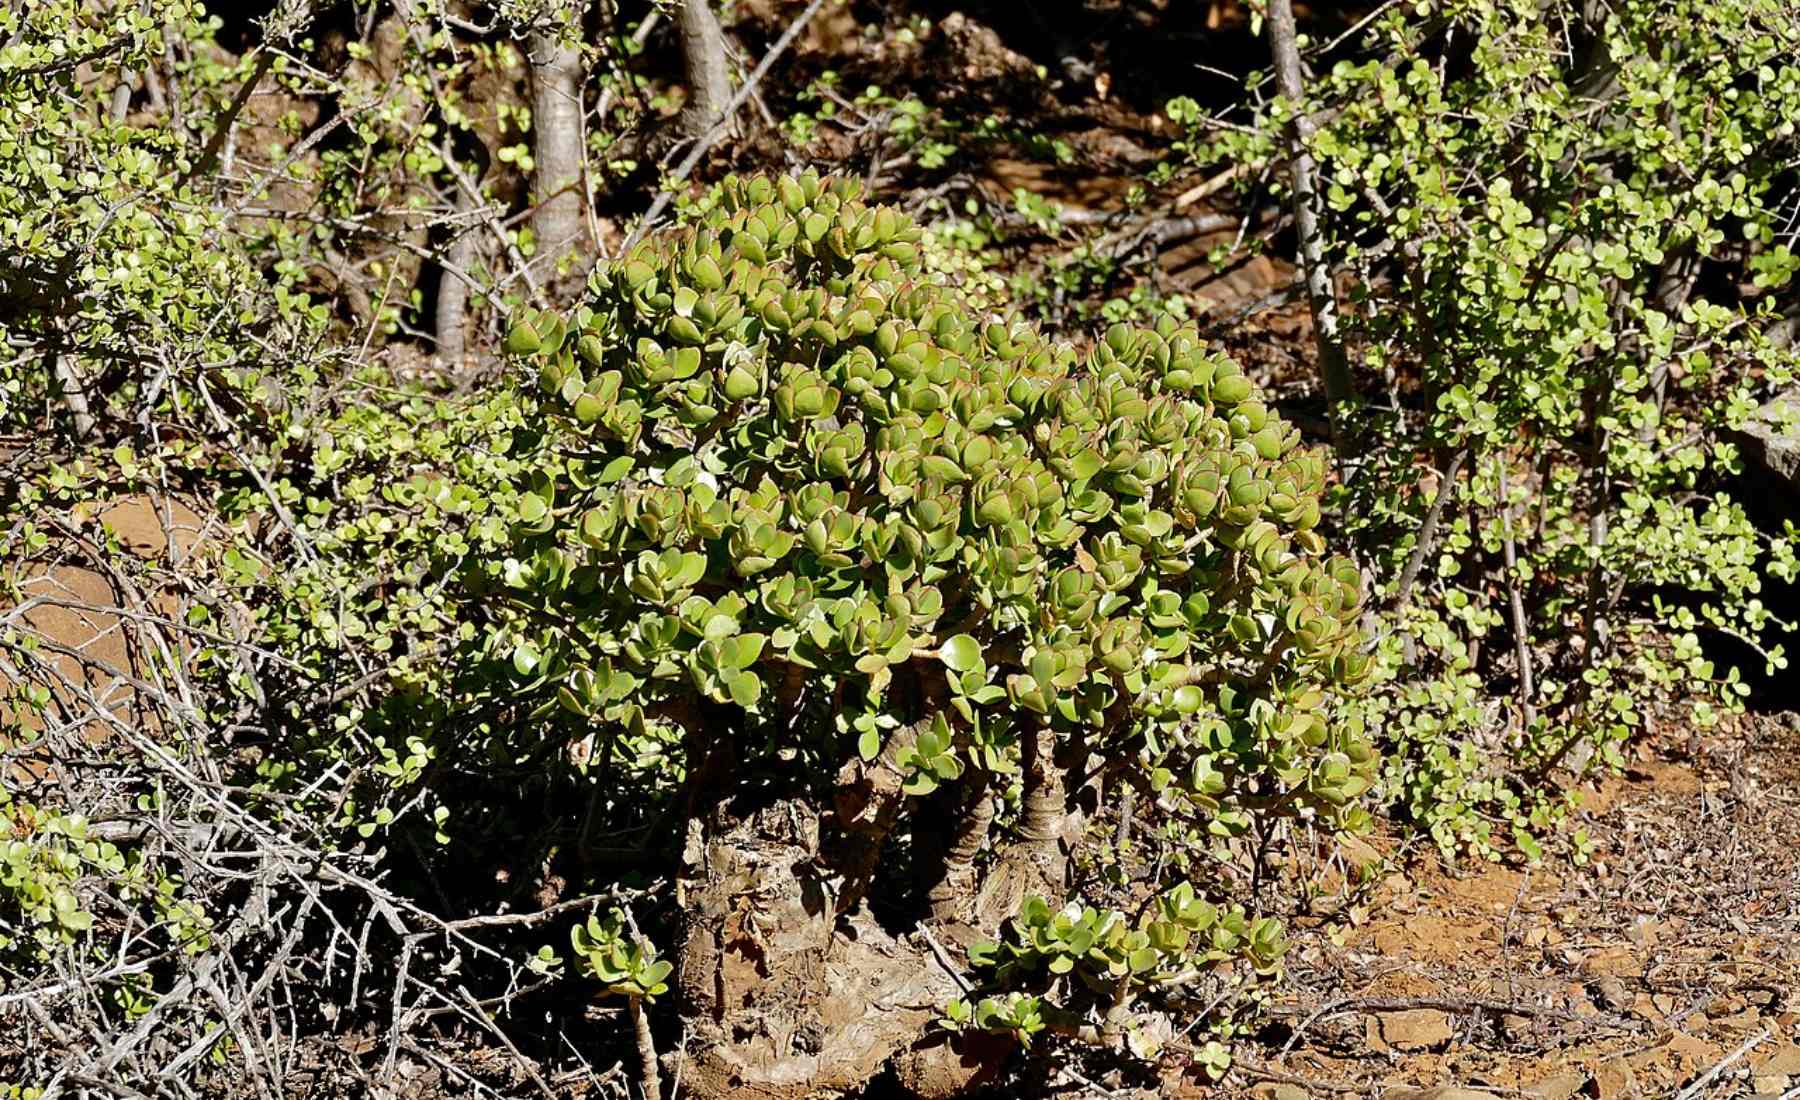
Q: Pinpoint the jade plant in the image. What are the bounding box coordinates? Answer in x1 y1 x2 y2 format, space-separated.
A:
944 883 1286 1056
483 170 1371 1093
563 908 673 998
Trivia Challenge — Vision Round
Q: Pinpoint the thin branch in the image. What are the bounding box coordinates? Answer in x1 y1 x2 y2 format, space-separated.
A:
629 996 662 1100
1673 1027 1770 1100
1497 461 1537 728
1174 162 1258 209
182 49 278 185
1266 0 1356 448
1391 446 1470 625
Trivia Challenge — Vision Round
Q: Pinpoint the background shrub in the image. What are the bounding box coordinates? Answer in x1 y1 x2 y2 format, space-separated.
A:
1176 0 1800 856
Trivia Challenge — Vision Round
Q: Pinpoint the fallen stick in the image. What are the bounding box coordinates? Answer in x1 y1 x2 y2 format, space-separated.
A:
1673 1027 1770 1100
1174 161 1257 209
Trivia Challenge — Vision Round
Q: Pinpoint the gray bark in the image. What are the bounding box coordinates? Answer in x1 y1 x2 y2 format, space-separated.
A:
1265 0 1356 441
676 0 734 140
434 190 477 369
110 69 135 122
51 353 95 441
526 29 590 275
1639 250 1699 443
1498 463 1537 729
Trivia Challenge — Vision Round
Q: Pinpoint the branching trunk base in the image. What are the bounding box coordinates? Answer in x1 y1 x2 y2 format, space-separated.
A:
675 795 977 1098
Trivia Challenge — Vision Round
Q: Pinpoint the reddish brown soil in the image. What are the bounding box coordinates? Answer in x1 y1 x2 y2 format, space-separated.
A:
1201 714 1800 1099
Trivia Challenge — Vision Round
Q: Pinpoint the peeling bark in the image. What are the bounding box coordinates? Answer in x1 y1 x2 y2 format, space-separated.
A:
674 792 965 1099
668 683 1041 1099
670 707 1031 1098
828 718 925 916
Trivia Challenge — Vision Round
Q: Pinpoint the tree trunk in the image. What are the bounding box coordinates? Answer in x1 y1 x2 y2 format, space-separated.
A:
1011 721 1071 891
926 778 995 924
1265 0 1355 446
526 28 590 279
966 721 1079 928
1640 250 1698 442
434 193 477 370
670 713 1017 1099
674 791 970 1099
51 352 96 441
676 0 734 140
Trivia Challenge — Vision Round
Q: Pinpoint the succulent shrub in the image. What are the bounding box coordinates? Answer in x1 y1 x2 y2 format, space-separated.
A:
945 883 1286 1057
1 3 342 1085
480 171 1372 1077
1175 0 1800 857
496 170 1371 828
0 0 340 440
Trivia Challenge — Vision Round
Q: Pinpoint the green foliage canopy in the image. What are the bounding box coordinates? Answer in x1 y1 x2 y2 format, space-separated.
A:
1178 0 1800 856
491 171 1374 826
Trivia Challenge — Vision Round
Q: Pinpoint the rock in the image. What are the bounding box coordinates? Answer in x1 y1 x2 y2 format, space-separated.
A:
932 13 1039 88
1732 392 1800 486
1371 1008 1455 1051
1752 1076 1790 1095
1336 833 1383 870
1708 992 1747 1017
1365 1014 1390 1054
1250 1085 1309 1100
1594 976 1633 1012
1756 1043 1800 1075
1526 1070 1588 1100
1382 1089 1504 1100
91 494 207 559
1663 1029 1719 1070
1592 1056 1639 1100
1579 945 1639 978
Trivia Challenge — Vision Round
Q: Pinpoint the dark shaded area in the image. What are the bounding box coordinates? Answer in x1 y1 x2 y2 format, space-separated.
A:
1694 467 1800 709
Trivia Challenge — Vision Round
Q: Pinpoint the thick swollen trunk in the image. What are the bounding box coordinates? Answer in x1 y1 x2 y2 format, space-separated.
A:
927 779 995 924
1015 727 1065 882
672 721 1010 1098
1006 721 1073 890
674 793 977 1099
526 31 590 278
676 0 733 139
963 721 1080 930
